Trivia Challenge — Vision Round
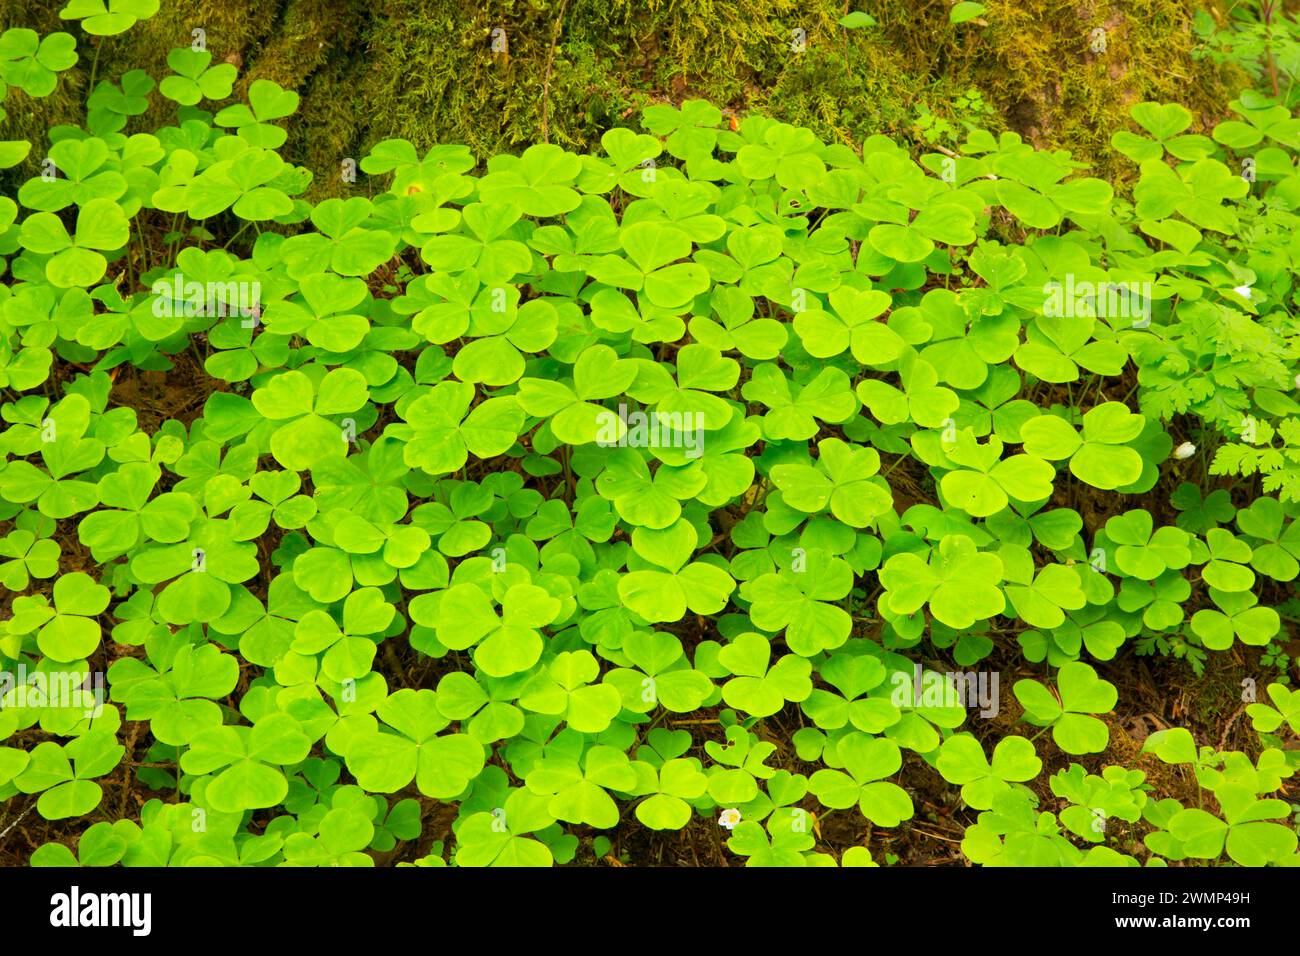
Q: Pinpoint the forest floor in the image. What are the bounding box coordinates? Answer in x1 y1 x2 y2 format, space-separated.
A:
1 360 1293 867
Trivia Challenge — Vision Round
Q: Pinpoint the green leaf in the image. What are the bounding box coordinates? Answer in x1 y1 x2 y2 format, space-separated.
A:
949 2 987 24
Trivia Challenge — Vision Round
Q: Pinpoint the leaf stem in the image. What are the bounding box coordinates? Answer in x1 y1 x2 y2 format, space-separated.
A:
539 0 570 145
87 36 104 100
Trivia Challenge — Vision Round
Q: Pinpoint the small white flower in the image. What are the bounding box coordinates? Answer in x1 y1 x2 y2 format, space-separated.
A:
718 808 742 830
1294 372 1300 390
1173 441 1196 460
1233 284 1252 300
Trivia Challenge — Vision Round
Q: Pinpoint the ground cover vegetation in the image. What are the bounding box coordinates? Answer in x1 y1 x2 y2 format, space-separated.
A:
0 1 1298 867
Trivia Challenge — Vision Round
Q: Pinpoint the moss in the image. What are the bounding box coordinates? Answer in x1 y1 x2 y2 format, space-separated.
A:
353 0 645 165
0 0 88 180
0 0 1258 199
0 0 273 188
963 0 1243 181
242 0 368 196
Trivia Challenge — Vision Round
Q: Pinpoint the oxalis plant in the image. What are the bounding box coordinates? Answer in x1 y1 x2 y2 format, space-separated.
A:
0 4 1298 870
